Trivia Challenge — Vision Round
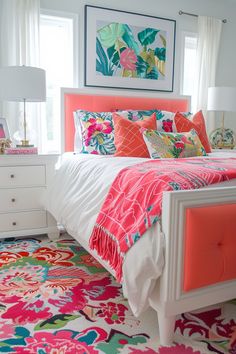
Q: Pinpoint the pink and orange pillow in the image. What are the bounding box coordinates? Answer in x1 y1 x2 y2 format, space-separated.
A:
113 112 157 158
142 129 207 159
175 111 211 153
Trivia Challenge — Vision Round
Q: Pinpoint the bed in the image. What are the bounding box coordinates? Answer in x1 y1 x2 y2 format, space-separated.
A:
46 88 236 346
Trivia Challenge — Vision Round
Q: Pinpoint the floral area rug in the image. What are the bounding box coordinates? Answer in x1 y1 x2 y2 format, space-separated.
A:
0 236 235 354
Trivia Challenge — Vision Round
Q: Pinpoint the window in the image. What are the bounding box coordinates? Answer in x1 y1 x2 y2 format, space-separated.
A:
40 11 77 153
181 32 197 108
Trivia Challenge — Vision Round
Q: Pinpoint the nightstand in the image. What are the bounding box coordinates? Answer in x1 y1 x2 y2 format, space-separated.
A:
0 154 60 240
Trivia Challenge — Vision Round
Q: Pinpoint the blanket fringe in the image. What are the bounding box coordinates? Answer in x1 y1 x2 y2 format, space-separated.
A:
90 225 123 282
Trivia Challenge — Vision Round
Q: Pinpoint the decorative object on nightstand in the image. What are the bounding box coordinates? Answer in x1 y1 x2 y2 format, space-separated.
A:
207 86 236 149
0 117 12 153
0 155 60 240
0 65 46 147
0 117 11 139
0 139 11 154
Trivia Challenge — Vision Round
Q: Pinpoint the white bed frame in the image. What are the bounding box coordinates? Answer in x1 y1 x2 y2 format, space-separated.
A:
60 87 236 346
154 186 236 345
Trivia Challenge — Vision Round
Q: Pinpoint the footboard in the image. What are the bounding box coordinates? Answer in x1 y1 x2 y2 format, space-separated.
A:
150 186 236 345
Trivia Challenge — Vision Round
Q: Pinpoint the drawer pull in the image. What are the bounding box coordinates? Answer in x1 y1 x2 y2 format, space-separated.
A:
11 198 16 203
12 222 17 226
10 174 15 179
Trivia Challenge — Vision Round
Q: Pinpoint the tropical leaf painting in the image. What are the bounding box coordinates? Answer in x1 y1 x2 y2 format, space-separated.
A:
96 21 167 81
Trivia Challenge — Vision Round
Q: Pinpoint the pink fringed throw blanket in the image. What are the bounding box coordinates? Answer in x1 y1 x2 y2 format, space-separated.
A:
89 158 236 282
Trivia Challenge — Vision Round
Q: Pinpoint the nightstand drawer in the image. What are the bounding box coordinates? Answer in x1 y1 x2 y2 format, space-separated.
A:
0 165 45 187
0 211 47 232
0 187 45 212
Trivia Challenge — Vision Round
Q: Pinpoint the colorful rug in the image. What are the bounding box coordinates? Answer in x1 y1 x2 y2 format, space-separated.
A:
0 236 235 354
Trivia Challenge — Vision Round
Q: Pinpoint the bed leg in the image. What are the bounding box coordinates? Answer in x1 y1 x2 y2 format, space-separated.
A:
157 312 176 346
47 231 60 241
46 212 60 241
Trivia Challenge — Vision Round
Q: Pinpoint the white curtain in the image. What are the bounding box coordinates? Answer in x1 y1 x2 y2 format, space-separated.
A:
0 0 41 148
193 16 222 132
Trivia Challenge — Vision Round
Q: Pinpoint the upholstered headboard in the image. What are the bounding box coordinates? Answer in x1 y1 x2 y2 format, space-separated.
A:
61 88 190 152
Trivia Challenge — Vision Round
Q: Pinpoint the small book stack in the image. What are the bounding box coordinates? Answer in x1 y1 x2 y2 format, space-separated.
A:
5 147 38 155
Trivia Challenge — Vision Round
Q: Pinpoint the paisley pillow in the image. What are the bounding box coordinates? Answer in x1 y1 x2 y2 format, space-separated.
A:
142 129 207 159
117 109 176 132
74 110 115 155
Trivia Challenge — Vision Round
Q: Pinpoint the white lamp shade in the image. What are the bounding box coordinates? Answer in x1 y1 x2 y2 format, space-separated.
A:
207 86 236 112
0 66 46 102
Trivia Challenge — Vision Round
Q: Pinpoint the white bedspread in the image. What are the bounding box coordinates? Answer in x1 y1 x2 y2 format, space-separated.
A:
46 152 236 316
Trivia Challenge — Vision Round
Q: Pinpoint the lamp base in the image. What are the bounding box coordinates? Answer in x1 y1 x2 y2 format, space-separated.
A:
209 127 235 149
16 140 34 148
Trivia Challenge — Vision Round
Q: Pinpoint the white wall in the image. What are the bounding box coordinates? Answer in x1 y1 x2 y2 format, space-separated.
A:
40 0 236 125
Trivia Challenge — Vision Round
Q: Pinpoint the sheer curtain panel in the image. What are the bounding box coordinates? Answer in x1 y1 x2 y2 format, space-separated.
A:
193 16 222 132
0 0 42 149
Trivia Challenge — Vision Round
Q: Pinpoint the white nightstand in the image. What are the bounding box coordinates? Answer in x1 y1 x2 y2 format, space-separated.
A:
0 154 60 240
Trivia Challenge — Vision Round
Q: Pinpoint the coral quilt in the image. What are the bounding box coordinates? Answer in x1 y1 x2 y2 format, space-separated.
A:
90 157 236 281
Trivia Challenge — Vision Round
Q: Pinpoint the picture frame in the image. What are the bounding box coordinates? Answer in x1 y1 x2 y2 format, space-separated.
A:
85 5 176 92
0 118 10 140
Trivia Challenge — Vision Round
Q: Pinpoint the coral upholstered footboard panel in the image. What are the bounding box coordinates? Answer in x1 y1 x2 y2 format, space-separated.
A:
184 203 236 292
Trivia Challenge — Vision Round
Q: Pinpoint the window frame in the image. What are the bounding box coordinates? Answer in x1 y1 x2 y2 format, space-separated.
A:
180 30 197 97
39 9 78 153
40 8 79 87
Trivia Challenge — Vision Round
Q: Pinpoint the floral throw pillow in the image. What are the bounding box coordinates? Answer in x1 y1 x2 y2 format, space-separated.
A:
175 111 211 153
74 110 115 155
142 129 207 159
117 109 176 132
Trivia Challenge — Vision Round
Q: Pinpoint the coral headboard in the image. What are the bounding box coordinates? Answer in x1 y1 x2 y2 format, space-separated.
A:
61 89 190 152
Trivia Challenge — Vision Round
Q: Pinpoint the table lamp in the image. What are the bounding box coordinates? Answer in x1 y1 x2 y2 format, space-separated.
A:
207 86 236 149
0 65 46 147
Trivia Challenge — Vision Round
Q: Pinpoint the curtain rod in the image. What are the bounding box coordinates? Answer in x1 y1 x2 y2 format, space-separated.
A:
179 10 227 23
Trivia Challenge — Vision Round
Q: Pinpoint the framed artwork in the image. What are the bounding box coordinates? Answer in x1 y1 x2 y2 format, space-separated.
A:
0 118 10 139
84 5 176 92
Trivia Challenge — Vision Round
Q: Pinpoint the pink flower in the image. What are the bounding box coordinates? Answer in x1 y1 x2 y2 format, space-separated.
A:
49 282 87 314
140 127 148 133
0 322 15 339
0 251 29 267
131 113 140 121
174 141 185 150
102 121 113 134
84 118 112 145
0 264 46 296
162 120 173 132
87 118 112 135
120 48 137 71
96 301 128 325
32 247 74 267
49 275 120 313
13 330 99 354
180 135 189 144
159 344 201 353
2 300 52 324
82 277 121 301
79 254 103 269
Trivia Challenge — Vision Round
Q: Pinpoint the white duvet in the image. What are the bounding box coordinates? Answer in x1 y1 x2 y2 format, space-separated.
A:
46 151 236 316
